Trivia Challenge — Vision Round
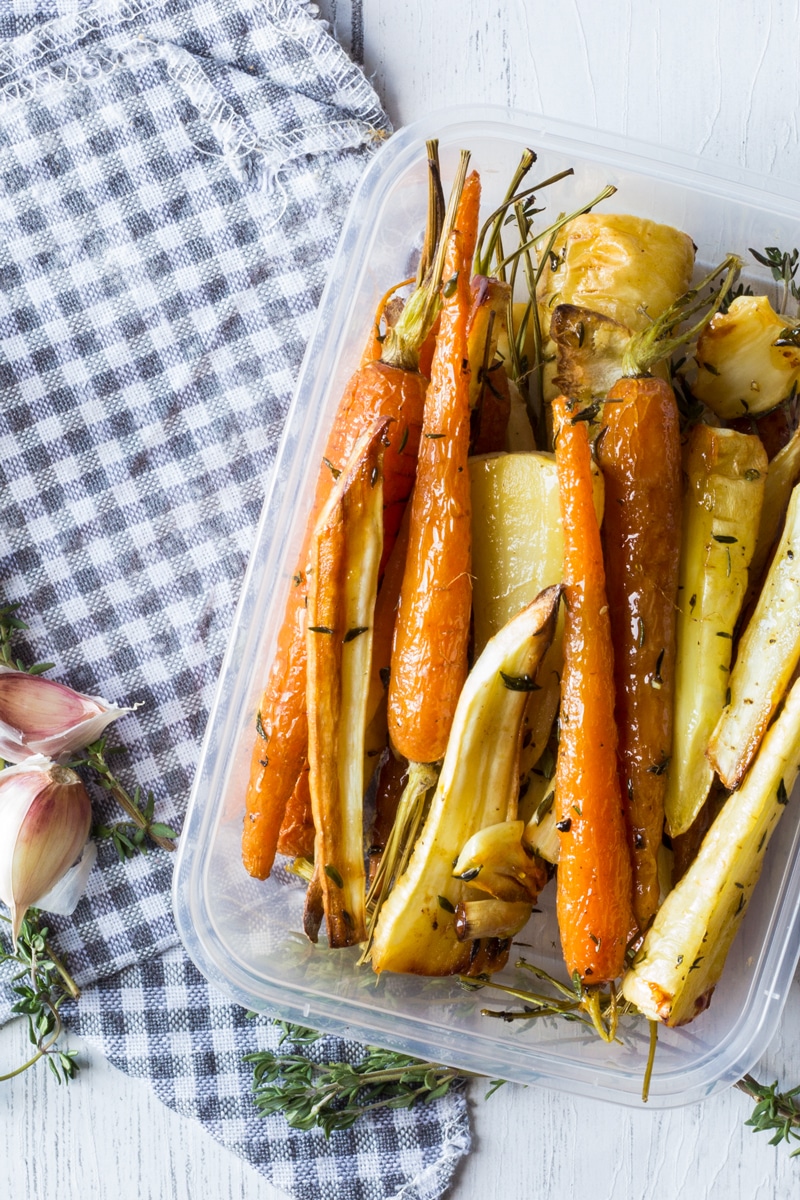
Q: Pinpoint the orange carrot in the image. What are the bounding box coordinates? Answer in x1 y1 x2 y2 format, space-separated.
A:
596 375 682 931
387 173 481 764
361 277 415 366
276 765 314 860
243 154 472 879
553 393 635 983
242 362 426 879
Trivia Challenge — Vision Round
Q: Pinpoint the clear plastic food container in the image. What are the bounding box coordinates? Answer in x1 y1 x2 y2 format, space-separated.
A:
173 106 800 1108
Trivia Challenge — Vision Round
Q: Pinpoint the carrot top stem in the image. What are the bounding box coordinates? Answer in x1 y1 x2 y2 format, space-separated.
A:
622 253 742 378
473 167 576 279
415 139 445 289
381 150 471 372
474 147 537 278
494 183 617 275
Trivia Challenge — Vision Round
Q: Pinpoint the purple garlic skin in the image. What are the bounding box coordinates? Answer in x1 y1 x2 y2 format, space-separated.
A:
0 756 92 940
0 666 129 763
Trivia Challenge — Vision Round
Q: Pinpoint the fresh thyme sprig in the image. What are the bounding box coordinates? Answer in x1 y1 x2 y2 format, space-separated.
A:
460 957 636 1043
0 909 79 1083
750 246 800 314
72 736 179 857
737 1073 800 1155
245 1023 468 1136
0 601 54 675
247 1020 800 1156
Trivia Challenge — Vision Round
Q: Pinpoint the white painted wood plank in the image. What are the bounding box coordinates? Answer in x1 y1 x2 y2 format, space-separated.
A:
0 1022 286 1200
356 0 800 183
456 972 800 1200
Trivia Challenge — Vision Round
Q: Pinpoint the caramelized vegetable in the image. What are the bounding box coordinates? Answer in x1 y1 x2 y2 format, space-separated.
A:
746 421 800 603
371 586 560 975
537 214 695 398
242 363 427 879
624 675 800 1026
553 393 635 981
304 420 386 947
466 277 513 453
242 153 471 878
596 375 682 931
692 294 800 420
664 426 766 836
452 820 548 903
708 480 800 790
388 173 480 763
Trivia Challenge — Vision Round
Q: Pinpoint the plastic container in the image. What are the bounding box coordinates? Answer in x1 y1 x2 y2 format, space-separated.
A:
173 106 800 1108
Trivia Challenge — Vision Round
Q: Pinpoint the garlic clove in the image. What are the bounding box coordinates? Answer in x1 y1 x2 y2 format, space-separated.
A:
0 666 130 764
0 756 92 941
33 840 97 916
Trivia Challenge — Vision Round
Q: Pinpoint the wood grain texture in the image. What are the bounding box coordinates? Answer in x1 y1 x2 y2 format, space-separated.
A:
5 2 800 1197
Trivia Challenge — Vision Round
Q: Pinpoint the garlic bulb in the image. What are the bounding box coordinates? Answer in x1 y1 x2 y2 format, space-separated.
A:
0 665 129 763
0 755 92 940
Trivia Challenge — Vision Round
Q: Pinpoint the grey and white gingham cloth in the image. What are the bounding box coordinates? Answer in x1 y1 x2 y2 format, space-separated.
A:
0 0 470 1195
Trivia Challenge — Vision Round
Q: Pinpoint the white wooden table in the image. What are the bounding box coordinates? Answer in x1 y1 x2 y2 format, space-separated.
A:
5 2 800 1196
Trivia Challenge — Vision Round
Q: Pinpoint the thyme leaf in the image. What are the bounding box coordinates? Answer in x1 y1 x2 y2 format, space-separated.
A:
73 737 179 857
0 910 80 1084
245 1028 468 1137
737 1074 800 1155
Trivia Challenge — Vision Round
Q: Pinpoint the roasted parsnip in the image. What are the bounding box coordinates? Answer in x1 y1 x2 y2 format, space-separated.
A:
469 451 604 782
550 303 633 404
370 585 560 976
746 421 800 600
304 419 387 948
623 675 800 1026
469 451 604 654
708 480 800 790
692 295 800 420
665 425 767 837
537 214 695 398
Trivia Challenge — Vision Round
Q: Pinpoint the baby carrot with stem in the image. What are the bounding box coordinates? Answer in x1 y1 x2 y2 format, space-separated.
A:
242 149 470 878
596 376 682 932
553 392 635 985
388 170 481 764
591 262 740 929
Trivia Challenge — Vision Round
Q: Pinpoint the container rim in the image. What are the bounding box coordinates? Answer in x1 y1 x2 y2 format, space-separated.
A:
173 104 800 1111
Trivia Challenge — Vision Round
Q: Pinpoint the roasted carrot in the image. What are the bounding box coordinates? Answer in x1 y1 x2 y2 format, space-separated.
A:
361 277 415 366
387 172 481 763
553 393 635 983
595 375 682 931
467 277 513 454
242 154 471 878
276 765 314 860
242 362 427 879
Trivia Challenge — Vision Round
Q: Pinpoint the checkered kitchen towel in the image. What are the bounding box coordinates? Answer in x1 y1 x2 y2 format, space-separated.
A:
0 0 470 1195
